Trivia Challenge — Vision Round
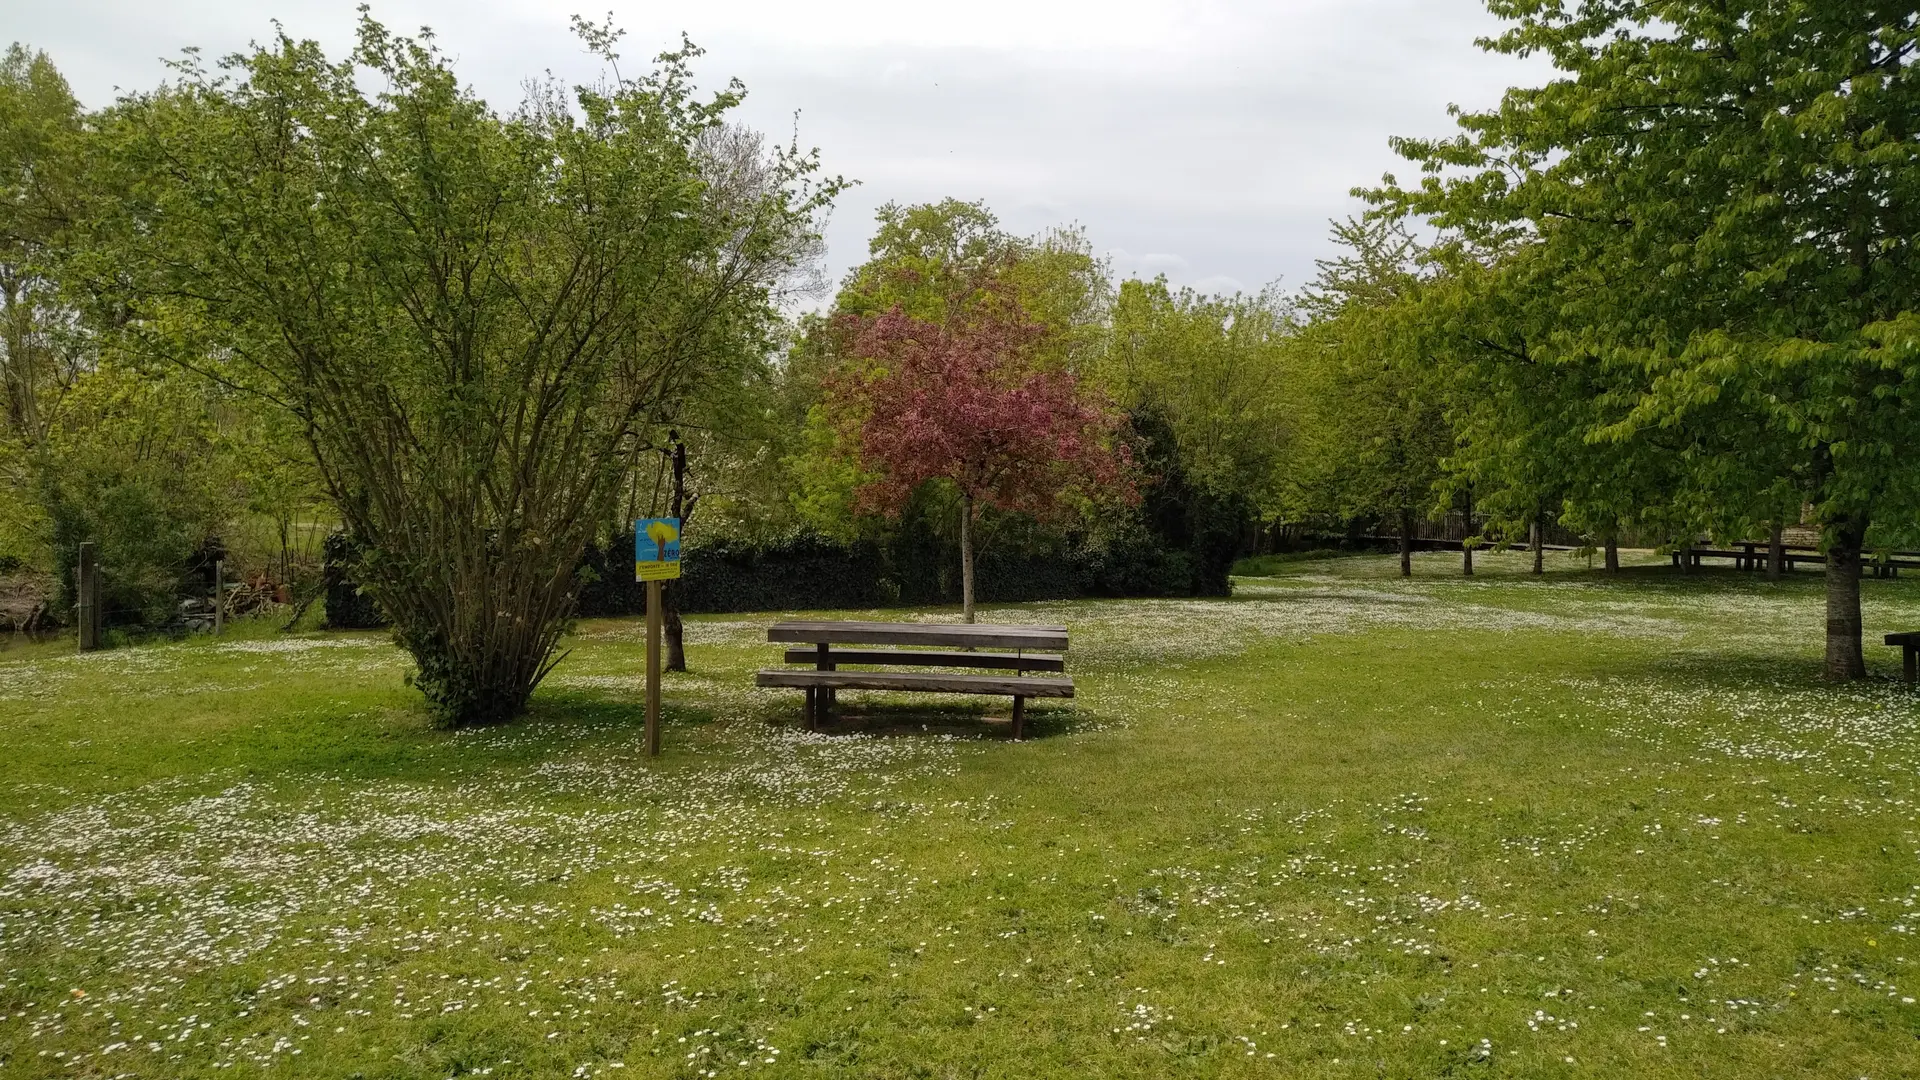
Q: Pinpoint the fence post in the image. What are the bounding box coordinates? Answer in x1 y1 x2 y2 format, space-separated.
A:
214 559 224 635
76 542 98 652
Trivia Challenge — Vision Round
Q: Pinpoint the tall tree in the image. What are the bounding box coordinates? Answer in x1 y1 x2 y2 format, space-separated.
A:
1287 218 1454 576
1099 277 1292 526
1375 1 1920 677
92 16 836 723
0 44 86 448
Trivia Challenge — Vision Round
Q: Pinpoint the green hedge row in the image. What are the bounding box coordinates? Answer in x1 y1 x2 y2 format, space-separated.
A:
324 520 1233 630
574 525 1225 617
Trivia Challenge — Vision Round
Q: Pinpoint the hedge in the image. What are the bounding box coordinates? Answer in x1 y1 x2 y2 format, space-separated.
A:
322 531 386 630
325 518 1232 628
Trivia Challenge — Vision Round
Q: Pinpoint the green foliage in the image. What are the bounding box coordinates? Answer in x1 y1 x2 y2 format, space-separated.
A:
834 200 1108 347
787 402 870 542
786 200 1113 546
1368 1 1920 670
1099 277 1291 513
0 43 88 447
1281 218 1452 533
34 363 238 624
85 15 835 723
830 199 1109 370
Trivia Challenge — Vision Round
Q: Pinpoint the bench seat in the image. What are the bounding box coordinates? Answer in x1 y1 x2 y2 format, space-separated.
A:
780 647 1065 673
756 669 1073 697
755 669 1073 738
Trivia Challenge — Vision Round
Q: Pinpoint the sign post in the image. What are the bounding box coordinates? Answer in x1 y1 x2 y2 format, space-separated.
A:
635 518 682 757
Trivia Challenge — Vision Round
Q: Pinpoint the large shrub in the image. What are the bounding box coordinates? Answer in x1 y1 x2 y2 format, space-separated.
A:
95 16 834 724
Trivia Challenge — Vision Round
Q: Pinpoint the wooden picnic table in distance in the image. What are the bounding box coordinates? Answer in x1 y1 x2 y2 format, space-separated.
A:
1890 632 1920 685
756 620 1073 739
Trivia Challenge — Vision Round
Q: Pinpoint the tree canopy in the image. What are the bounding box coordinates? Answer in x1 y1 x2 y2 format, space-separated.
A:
1369 0 1920 674
5 0 1916 693
82 14 836 722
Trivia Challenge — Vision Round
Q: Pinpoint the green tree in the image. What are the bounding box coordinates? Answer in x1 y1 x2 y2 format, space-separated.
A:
34 363 239 624
224 400 329 593
1099 277 1292 522
833 199 1108 354
1374 1 1920 676
91 15 836 724
0 44 90 576
787 200 1108 547
0 43 86 448
1286 218 1455 575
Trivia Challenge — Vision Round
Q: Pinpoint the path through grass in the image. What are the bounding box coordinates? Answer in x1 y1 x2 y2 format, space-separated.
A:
3 551 1919 1077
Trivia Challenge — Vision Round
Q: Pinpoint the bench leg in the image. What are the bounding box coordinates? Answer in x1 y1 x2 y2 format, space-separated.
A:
1906 647 1917 687
814 642 837 721
1012 696 1026 741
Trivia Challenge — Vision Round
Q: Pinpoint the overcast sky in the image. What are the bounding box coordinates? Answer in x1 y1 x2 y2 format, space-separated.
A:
6 0 1552 299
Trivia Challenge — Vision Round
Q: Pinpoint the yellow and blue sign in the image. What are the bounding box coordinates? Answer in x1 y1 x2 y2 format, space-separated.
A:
635 518 682 581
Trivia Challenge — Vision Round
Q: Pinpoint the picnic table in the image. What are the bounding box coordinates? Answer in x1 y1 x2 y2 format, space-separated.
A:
1685 541 1920 577
1890 632 1920 685
754 620 1073 739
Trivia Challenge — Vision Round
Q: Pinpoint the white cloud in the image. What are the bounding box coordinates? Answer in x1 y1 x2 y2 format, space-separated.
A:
1189 274 1250 296
1109 250 1192 281
4 0 1554 297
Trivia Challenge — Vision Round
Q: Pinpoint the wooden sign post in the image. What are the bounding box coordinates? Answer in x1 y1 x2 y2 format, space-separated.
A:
635 518 682 757
645 578 662 756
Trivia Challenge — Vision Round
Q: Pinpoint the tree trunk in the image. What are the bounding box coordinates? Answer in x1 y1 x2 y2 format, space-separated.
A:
1604 527 1620 573
1677 536 1693 575
1461 488 1474 577
1767 521 1785 581
1825 516 1868 681
663 590 686 671
1530 511 1545 576
664 437 688 672
1398 505 1415 578
960 493 977 623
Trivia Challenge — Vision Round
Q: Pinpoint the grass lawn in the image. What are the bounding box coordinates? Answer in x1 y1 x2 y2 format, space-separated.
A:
4 550 1920 1078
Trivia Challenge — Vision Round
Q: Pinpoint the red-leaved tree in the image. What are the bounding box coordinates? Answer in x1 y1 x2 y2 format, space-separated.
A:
831 301 1133 622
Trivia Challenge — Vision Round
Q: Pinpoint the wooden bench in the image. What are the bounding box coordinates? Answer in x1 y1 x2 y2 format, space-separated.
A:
779 648 1065 673
1889 633 1920 685
757 620 1072 739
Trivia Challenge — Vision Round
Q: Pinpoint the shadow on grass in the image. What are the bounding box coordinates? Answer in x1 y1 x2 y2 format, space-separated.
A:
776 699 1079 741
1550 629 1920 693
